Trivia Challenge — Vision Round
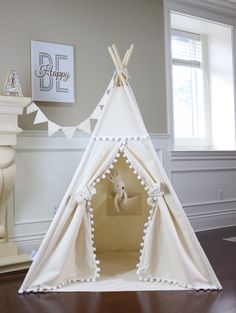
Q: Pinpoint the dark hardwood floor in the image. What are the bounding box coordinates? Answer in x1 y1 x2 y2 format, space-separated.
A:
0 226 236 313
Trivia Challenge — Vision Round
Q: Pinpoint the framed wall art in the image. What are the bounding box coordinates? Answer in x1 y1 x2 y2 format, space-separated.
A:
31 40 75 103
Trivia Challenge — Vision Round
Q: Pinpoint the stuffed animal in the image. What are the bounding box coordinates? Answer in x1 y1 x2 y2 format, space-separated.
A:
108 171 128 213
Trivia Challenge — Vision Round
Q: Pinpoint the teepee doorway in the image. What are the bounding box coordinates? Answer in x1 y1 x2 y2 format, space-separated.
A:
92 153 150 284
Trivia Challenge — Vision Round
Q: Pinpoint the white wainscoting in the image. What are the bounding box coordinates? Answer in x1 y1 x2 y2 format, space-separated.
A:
170 150 236 231
8 131 236 254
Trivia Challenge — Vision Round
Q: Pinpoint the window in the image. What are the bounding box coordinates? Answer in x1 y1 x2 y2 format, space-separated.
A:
171 30 210 146
169 11 235 150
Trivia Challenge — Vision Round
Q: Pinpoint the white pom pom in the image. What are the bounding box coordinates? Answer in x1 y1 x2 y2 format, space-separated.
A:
137 175 141 180
96 178 100 183
114 159 117 163
126 159 129 164
116 153 120 157
106 169 111 174
96 260 100 264
133 170 137 174
129 165 133 169
102 174 106 179
144 186 149 191
110 164 114 169
141 181 145 185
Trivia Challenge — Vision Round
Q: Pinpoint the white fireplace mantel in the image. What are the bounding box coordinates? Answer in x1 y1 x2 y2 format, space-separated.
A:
0 95 32 273
0 95 31 146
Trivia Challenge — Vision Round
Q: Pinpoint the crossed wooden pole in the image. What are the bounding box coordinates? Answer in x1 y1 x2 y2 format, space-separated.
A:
108 44 134 86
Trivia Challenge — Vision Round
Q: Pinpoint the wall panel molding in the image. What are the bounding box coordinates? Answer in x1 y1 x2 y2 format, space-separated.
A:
8 131 236 253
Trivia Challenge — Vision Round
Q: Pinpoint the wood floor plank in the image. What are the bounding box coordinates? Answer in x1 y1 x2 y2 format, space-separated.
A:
0 226 235 313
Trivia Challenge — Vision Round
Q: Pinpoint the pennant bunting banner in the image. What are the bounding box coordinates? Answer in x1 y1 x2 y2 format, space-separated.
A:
48 121 61 137
25 76 113 139
27 102 39 114
33 110 48 124
77 118 91 133
62 127 77 140
90 105 102 119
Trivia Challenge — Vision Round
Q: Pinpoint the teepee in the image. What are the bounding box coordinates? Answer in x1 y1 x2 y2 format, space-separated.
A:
19 45 221 293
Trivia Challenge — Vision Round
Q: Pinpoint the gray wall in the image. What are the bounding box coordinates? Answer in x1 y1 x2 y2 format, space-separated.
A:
0 0 167 133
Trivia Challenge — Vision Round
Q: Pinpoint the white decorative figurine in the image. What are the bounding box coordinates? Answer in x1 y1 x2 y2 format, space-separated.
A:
108 171 128 213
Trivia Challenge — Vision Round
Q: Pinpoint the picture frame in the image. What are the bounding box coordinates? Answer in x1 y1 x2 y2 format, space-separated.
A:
31 40 75 103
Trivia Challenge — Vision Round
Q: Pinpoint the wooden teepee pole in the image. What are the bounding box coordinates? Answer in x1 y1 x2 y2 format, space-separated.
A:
108 44 134 85
124 44 134 67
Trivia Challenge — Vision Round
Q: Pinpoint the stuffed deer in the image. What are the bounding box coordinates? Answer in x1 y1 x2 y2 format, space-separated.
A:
108 171 128 213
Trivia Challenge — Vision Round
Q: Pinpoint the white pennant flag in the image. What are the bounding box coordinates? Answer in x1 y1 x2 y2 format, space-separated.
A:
33 110 48 124
48 121 61 136
62 127 76 140
27 102 39 114
90 105 102 120
77 118 91 133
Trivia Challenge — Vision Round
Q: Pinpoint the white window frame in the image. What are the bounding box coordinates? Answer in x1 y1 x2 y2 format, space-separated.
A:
164 0 236 151
171 29 211 148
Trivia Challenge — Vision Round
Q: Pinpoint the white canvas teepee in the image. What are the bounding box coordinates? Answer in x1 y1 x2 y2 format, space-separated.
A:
19 45 221 294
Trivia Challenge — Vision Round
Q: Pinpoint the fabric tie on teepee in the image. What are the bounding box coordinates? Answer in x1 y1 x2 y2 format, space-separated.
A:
147 182 167 206
73 185 96 205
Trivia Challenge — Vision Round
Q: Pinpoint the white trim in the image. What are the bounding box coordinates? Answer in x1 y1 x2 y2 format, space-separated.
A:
188 208 236 219
164 0 236 23
170 166 236 173
164 1 236 151
164 7 175 149
232 26 236 147
170 150 236 160
182 198 236 207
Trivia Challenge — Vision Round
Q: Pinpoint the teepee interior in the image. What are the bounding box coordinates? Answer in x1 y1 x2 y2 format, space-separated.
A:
91 155 150 288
